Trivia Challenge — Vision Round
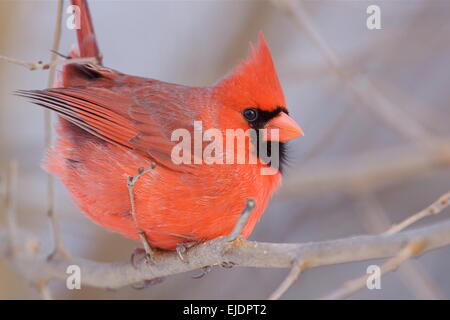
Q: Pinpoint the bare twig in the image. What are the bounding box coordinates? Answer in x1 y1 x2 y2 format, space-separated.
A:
0 169 6 209
271 0 435 146
322 241 427 300
356 192 446 299
268 258 305 300
5 161 19 255
45 0 65 261
298 105 354 166
280 140 450 197
385 191 450 235
33 280 53 300
226 198 256 241
0 55 98 71
394 259 447 300
175 199 255 264
127 165 156 262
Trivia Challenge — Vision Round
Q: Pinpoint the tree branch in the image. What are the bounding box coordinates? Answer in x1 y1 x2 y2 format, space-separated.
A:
0 55 98 71
352 191 446 299
5 161 19 256
385 191 450 234
268 258 305 300
322 240 427 300
1 217 450 290
45 0 65 261
280 141 450 197
271 0 435 146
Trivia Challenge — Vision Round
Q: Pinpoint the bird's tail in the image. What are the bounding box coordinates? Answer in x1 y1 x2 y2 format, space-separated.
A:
71 0 102 64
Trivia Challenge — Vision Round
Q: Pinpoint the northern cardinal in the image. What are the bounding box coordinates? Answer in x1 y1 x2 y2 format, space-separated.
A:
18 0 303 250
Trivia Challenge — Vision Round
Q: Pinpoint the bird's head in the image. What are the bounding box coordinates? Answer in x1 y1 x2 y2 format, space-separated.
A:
213 32 303 143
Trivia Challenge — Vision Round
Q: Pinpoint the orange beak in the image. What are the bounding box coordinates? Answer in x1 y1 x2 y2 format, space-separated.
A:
264 112 304 142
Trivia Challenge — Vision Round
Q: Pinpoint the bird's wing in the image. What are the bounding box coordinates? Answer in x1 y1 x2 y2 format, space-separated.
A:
17 65 199 172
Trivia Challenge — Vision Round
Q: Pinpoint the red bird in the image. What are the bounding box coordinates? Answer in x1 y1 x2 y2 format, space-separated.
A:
18 0 303 251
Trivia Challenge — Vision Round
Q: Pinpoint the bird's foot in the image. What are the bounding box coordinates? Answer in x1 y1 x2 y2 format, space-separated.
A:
176 242 197 263
130 247 155 268
221 261 237 269
136 230 155 265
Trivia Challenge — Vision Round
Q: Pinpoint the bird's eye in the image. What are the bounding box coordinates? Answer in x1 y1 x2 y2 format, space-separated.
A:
243 108 258 122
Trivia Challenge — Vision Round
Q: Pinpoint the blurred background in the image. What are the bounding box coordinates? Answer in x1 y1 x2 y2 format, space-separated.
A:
1 0 450 299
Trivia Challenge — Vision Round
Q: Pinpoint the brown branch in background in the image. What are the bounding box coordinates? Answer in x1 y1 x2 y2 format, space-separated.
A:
280 140 450 198
384 191 450 235
0 55 98 71
5 161 19 256
33 280 53 300
298 102 354 167
270 0 435 147
282 1 448 83
0 55 53 70
45 0 65 260
268 258 305 300
0 169 5 209
322 241 427 300
1 0 448 299
1 216 450 290
356 192 446 300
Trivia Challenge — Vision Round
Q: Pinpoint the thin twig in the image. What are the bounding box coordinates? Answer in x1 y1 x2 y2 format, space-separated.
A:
0 168 6 210
5 161 19 256
127 165 156 261
177 198 255 264
384 191 450 235
271 0 435 147
299 103 354 166
34 280 53 300
268 258 305 300
45 0 65 260
226 198 256 241
322 240 427 300
127 166 155 224
356 192 446 299
0 55 98 71
280 140 450 197
175 199 256 264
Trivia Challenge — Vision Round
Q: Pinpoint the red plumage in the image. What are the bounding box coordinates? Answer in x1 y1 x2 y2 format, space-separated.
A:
18 0 303 250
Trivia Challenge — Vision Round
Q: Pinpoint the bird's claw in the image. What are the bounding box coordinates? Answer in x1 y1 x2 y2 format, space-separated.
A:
176 242 197 263
143 252 155 265
221 261 236 269
130 247 155 268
